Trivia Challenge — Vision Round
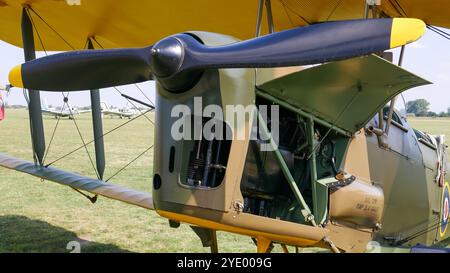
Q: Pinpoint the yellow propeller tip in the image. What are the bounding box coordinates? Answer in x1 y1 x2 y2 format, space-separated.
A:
8 65 24 88
390 18 426 48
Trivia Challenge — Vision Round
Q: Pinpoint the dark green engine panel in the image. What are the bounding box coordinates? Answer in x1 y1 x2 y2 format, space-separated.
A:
257 55 430 134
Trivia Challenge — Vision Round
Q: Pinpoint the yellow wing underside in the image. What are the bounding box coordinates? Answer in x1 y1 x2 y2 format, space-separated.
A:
0 0 449 50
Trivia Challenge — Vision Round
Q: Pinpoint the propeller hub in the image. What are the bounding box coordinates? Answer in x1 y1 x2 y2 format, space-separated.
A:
151 37 184 78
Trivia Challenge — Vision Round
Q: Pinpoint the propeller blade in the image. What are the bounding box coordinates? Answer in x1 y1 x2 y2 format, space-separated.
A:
9 46 153 91
152 18 425 78
9 18 424 93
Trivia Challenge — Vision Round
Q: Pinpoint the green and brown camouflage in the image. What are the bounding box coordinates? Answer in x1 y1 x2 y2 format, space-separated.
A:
151 32 449 253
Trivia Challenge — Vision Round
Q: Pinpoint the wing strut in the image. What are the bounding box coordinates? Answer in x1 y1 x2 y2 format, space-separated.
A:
88 38 106 180
22 7 46 166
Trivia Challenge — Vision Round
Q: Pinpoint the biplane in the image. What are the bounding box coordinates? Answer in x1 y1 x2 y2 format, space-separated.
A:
100 102 137 119
0 0 449 253
40 98 90 119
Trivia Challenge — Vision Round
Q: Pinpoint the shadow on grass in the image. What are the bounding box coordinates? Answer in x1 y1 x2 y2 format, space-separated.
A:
0 215 131 253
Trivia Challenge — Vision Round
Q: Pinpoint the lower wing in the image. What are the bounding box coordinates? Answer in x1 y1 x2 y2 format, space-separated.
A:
0 153 154 210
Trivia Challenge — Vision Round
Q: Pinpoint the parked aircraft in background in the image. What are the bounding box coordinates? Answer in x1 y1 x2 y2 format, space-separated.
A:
101 102 137 119
41 99 90 119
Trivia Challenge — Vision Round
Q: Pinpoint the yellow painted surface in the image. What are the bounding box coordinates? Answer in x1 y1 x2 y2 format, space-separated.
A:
0 0 448 50
156 210 320 247
257 237 272 253
390 18 425 48
8 64 22 88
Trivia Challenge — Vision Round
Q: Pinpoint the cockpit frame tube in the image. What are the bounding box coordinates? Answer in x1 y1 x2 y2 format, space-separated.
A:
306 116 319 221
256 89 351 137
256 109 317 226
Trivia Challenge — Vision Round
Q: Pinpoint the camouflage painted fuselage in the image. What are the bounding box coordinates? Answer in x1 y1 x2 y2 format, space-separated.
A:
152 32 449 252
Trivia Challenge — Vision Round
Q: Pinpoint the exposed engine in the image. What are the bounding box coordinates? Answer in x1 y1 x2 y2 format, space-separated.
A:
240 97 350 224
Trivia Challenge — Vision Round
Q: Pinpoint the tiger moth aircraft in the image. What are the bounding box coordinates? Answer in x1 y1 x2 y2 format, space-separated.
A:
0 0 449 253
100 102 137 119
39 99 91 119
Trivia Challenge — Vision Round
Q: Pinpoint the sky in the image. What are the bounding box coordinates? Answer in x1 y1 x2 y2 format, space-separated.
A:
0 28 449 112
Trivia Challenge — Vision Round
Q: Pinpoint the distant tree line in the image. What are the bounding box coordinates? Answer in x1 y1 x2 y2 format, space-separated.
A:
406 99 450 117
4 104 150 111
4 104 27 109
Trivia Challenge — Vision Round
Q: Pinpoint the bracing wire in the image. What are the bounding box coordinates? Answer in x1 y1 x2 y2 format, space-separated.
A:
24 8 99 201
427 25 450 42
25 7 156 185
45 109 154 167
390 0 408 17
90 37 156 108
27 8 62 164
278 0 311 25
133 83 156 108
427 25 450 38
43 103 66 163
66 96 101 179
106 145 154 182
27 7 76 50
27 8 98 178
326 0 343 22
25 9 48 56
113 87 154 126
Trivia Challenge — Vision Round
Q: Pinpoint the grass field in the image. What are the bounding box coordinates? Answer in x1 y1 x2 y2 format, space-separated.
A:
408 117 450 144
0 109 272 253
0 109 449 253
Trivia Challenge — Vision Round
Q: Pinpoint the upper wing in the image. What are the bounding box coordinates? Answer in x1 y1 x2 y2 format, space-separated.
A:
277 0 450 29
0 0 448 51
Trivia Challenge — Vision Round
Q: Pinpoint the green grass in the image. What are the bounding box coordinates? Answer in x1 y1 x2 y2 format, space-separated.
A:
408 117 450 157
408 117 450 138
0 109 272 253
0 110 448 253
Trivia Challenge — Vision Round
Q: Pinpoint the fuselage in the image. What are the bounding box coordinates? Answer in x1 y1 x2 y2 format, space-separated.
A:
151 31 449 253
342 112 449 247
